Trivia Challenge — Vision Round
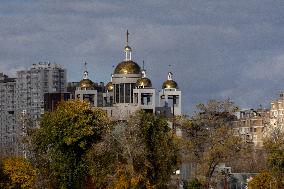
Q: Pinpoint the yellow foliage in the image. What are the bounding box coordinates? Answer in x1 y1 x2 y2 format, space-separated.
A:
3 157 36 189
146 180 154 189
248 172 276 189
130 177 140 186
107 165 146 189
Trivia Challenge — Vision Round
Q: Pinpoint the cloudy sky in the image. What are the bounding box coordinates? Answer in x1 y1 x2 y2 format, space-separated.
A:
1 0 284 115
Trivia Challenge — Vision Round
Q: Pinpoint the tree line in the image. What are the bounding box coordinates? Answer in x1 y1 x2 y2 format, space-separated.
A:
0 100 283 189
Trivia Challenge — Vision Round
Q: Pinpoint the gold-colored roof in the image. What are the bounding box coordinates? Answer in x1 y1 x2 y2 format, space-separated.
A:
162 80 178 89
124 45 132 51
79 79 93 89
114 60 141 74
136 78 152 88
106 82 113 92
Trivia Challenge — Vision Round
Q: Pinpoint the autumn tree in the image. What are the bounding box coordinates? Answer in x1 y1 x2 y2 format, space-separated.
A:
248 172 276 189
180 100 245 188
263 127 284 188
0 157 10 188
0 157 37 189
27 100 111 188
86 111 179 189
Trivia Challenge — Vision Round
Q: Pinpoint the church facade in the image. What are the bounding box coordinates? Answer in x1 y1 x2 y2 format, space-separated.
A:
75 31 182 121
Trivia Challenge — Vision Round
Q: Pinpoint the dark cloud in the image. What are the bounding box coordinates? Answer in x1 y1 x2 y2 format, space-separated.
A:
1 0 284 115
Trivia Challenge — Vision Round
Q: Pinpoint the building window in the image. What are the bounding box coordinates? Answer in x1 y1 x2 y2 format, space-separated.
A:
115 84 119 103
125 83 130 103
119 84 124 103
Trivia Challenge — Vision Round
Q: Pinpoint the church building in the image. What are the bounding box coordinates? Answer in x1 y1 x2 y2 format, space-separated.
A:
75 31 182 121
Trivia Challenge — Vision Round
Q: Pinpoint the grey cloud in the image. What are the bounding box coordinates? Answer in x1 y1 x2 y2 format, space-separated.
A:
1 0 284 114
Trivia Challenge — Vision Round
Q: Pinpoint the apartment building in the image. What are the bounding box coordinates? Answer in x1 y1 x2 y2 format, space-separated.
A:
233 108 269 148
15 62 67 120
0 63 67 156
0 73 17 156
270 93 284 131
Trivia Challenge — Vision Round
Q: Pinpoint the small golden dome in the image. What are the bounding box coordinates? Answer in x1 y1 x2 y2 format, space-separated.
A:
124 45 132 51
79 79 93 89
114 60 141 74
136 78 152 88
106 82 113 92
162 80 178 89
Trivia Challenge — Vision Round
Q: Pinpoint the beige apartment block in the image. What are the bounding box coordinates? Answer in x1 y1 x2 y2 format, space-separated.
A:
270 93 284 132
233 108 269 148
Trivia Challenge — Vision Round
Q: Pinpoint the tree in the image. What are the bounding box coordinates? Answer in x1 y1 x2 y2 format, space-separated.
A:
27 100 111 188
180 100 245 188
248 172 276 189
1 157 36 189
188 178 203 189
0 157 10 189
263 127 284 188
86 111 179 189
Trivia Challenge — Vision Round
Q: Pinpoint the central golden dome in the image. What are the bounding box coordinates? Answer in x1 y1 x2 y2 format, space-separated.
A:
136 78 152 88
162 80 178 89
114 60 141 74
80 79 93 89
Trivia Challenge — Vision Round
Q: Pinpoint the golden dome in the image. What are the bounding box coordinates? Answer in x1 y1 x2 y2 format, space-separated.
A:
106 82 113 92
162 80 178 89
114 60 141 74
124 45 132 51
79 79 93 89
136 78 152 88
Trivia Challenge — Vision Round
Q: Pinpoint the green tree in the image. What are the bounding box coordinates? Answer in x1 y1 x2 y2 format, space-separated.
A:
86 111 179 189
27 100 111 189
133 111 179 188
180 100 244 188
188 178 203 189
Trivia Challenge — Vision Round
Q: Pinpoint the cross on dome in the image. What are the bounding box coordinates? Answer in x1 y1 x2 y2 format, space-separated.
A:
83 61 89 79
168 72 173 80
141 60 147 78
124 30 132 60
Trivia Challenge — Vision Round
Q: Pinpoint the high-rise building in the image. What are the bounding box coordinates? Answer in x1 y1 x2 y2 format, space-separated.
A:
0 73 17 156
0 63 67 156
15 62 67 120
